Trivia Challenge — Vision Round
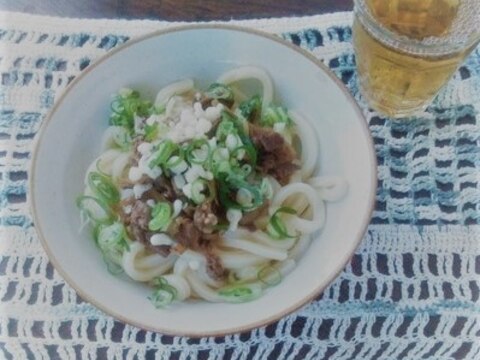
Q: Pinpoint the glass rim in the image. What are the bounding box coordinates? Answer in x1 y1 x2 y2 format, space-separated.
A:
353 0 480 57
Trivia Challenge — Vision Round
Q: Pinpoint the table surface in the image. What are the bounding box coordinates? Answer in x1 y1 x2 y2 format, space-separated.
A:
0 0 352 20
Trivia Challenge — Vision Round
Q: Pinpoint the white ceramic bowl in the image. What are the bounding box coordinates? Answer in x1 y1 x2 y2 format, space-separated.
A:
31 25 376 337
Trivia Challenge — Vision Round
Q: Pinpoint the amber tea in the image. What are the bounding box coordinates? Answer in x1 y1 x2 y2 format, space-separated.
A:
353 0 480 118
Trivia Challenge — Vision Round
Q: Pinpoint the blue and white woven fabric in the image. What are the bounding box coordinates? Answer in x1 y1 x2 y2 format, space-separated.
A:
0 11 479 359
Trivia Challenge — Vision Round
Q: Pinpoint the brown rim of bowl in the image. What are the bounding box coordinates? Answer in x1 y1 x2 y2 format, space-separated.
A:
30 23 378 338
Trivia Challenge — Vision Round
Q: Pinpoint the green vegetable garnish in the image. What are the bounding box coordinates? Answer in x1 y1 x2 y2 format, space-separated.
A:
149 277 177 308
148 202 172 232
76 195 115 224
205 83 234 106
218 283 262 303
261 105 292 128
149 139 178 169
110 89 152 133
186 139 211 165
144 123 158 142
96 222 129 274
238 95 262 122
87 172 120 205
257 265 282 287
267 206 297 239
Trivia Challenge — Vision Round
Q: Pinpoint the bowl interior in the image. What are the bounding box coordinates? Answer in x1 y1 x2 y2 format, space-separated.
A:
32 26 376 336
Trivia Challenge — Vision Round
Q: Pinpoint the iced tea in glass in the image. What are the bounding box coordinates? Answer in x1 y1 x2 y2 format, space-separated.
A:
353 0 480 118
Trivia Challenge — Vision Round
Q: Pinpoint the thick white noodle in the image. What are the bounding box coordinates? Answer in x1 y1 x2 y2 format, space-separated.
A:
234 266 260 282
154 79 194 106
136 253 173 269
242 260 296 288
185 270 224 302
222 238 287 261
122 242 175 282
289 111 318 179
288 235 312 261
100 126 126 152
282 193 310 217
84 149 122 185
308 175 349 202
178 249 205 266
217 66 273 112
272 183 325 234
197 265 225 288
278 259 296 278
173 258 189 276
216 250 266 269
110 152 131 182
162 274 191 301
289 170 303 184
267 176 282 196
227 229 296 250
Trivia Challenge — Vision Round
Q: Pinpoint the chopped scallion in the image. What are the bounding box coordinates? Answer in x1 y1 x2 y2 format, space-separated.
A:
267 206 297 239
148 202 172 231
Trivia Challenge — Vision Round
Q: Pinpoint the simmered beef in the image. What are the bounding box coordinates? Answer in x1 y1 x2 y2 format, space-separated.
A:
249 124 299 185
206 252 227 281
153 175 177 202
169 216 204 251
130 200 150 230
129 200 171 257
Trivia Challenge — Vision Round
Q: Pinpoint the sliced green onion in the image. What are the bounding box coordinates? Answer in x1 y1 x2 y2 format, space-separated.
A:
216 119 236 142
230 163 252 179
260 178 274 200
217 111 257 166
104 258 124 275
228 177 263 208
205 83 234 106
186 139 211 165
240 136 257 166
257 265 282 287
87 172 120 205
144 123 158 142
238 95 261 122
230 146 247 162
218 283 262 303
149 139 177 169
165 147 185 169
191 179 206 204
221 110 246 135
109 89 152 133
217 176 263 211
148 202 172 231
209 147 231 176
261 105 292 127
96 222 128 273
221 112 257 165
95 159 110 178
267 206 297 240
76 195 114 224
92 223 102 246
149 277 178 308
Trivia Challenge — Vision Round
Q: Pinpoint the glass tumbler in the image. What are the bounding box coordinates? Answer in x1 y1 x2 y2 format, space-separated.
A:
353 0 480 118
